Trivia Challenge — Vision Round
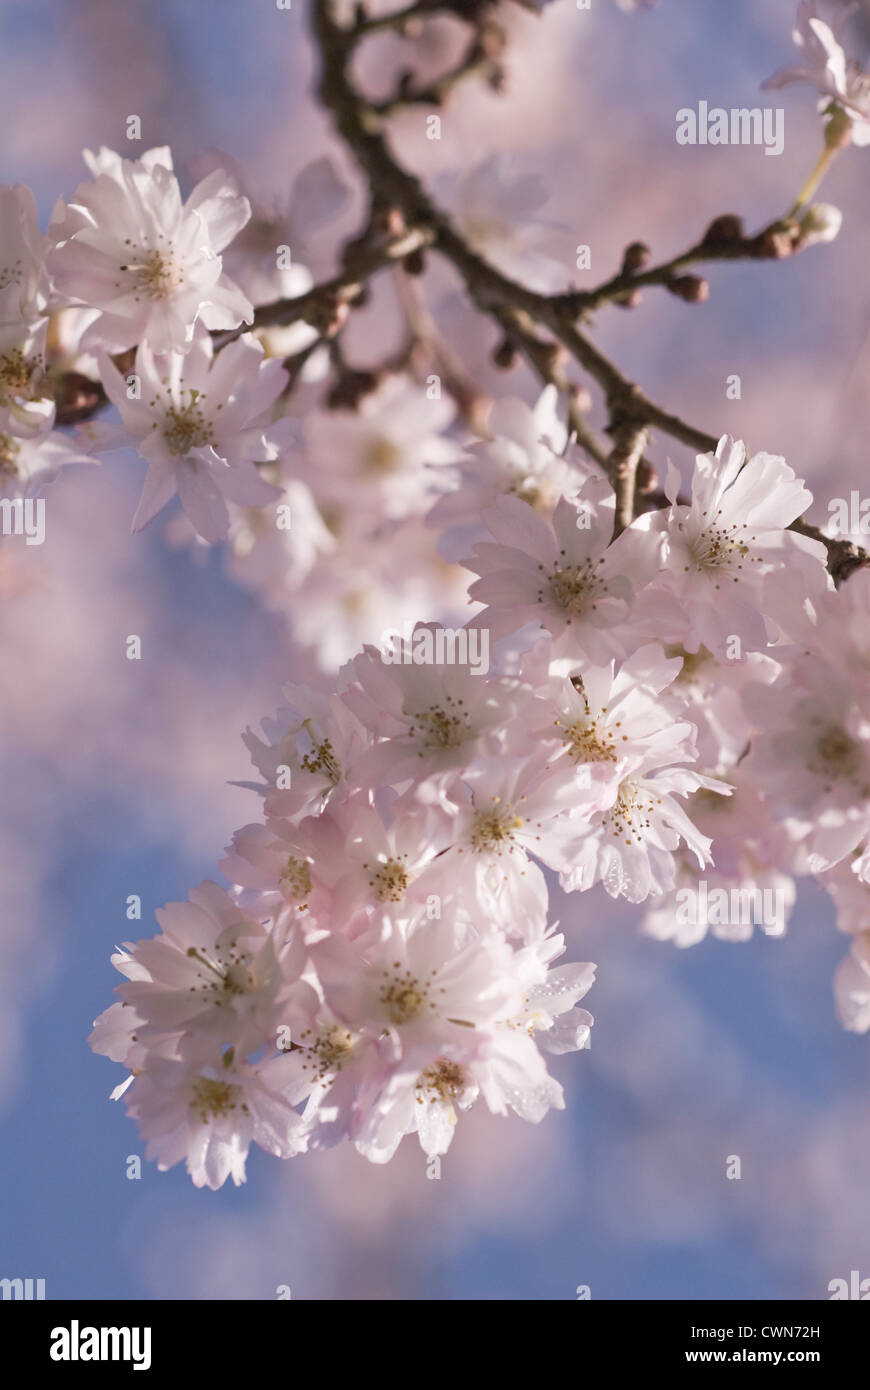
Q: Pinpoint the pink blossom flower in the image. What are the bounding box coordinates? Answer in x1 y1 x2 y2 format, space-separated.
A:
244 682 372 822
304 375 463 524
48 146 253 353
114 1049 310 1189
0 423 93 499
638 437 826 657
102 880 308 1062
464 476 663 664
95 325 287 542
763 2 870 145
427 387 590 560
344 630 528 786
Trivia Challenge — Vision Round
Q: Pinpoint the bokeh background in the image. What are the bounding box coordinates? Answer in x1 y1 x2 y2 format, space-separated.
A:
2 0 870 1300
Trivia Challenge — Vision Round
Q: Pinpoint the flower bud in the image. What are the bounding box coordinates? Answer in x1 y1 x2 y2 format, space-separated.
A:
754 225 797 259
492 339 518 369
702 214 744 245
667 274 709 304
795 202 843 249
403 248 427 276
621 241 650 276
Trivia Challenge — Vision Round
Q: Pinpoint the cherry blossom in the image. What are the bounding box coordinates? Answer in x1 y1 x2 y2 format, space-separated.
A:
70 0 870 1188
763 2 870 145
48 146 253 354
94 325 288 541
464 477 663 664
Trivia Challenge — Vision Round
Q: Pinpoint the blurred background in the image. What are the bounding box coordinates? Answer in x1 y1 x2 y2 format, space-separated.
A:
1 0 870 1300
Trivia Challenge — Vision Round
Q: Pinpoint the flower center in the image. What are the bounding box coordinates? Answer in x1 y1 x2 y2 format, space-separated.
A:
294 1024 357 1079
120 243 185 301
416 1058 469 1107
540 553 605 620
185 933 257 1004
407 698 469 752
0 434 20 477
379 968 435 1025
278 856 311 906
604 779 660 846
313 1026 354 1075
189 1077 245 1122
159 389 214 455
365 436 400 474
558 716 617 763
367 857 409 903
299 724 341 784
470 801 524 853
680 512 754 579
808 724 867 793
0 348 41 398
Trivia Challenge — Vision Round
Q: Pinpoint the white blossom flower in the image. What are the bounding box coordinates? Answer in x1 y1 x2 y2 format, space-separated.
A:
115 1049 310 1189
304 375 464 524
638 436 827 657
763 1 870 144
464 476 663 665
0 423 93 499
427 386 593 560
438 154 568 290
95 325 288 542
48 145 253 353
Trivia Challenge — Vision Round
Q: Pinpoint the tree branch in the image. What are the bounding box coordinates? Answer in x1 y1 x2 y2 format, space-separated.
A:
296 0 868 580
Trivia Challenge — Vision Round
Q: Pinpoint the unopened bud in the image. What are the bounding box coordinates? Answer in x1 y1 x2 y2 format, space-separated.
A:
404 248 426 276
795 202 843 249
702 213 744 245
492 339 517 370
621 241 650 276
617 289 643 309
667 274 709 304
755 224 798 259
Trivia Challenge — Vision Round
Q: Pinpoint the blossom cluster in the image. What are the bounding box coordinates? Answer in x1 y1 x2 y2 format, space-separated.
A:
4 0 870 1187
90 422 870 1186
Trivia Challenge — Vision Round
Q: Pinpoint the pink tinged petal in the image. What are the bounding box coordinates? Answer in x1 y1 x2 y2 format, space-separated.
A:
213 457 283 507
555 477 614 557
131 459 177 532
187 172 251 252
481 493 558 564
176 463 230 543
289 157 351 241
487 396 540 455
199 276 254 331
761 63 818 90
664 459 682 505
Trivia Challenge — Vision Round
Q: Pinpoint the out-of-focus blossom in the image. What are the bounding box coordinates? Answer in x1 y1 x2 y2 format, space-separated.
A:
763 2 870 145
